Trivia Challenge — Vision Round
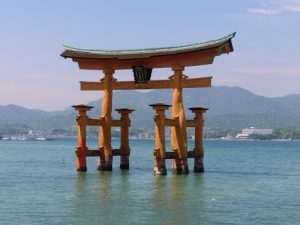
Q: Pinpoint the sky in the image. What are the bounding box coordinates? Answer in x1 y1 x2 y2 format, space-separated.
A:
0 0 299 111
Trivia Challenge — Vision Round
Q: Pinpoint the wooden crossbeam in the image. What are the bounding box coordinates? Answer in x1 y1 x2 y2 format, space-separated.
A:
80 76 212 91
165 151 176 159
86 118 104 126
157 117 197 127
111 120 121 127
86 149 123 157
181 77 211 88
186 120 196 127
84 119 129 127
165 118 176 126
85 118 123 127
165 151 195 159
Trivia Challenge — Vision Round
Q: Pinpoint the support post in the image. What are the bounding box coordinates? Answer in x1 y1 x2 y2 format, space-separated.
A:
72 105 94 172
115 108 134 169
170 65 189 174
98 69 115 171
149 103 171 175
189 107 208 173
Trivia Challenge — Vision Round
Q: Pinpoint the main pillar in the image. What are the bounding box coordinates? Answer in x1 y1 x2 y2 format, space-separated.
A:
97 69 115 171
189 107 208 172
150 103 171 175
72 105 94 172
115 108 134 169
170 65 189 174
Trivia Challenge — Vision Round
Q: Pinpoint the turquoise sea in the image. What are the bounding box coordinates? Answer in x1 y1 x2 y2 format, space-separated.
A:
0 138 299 225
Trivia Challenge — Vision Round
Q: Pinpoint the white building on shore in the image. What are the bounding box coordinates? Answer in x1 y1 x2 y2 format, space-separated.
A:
222 127 274 140
241 127 273 136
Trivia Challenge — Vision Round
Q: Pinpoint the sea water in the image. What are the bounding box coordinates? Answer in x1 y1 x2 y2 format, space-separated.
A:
0 139 299 225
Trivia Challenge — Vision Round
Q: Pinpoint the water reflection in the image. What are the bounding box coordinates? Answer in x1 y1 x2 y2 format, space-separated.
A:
75 170 133 224
74 169 207 225
151 175 195 225
74 173 90 225
96 171 113 204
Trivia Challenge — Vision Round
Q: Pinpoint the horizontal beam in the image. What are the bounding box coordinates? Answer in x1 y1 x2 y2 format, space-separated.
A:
86 149 123 157
111 120 121 127
86 149 100 157
165 118 176 127
115 79 173 90
165 151 177 159
80 76 212 91
186 120 196 127
84 149 196 158
165 151 195 159
182 77 211 88
81 82 103 90
86 118 104 126
84 118 130 127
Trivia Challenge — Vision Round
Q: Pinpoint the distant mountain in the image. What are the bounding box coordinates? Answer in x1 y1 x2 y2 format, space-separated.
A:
0 104 74 130
1 86 300 131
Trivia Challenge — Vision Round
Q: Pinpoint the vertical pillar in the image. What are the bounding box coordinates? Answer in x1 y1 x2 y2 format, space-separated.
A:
72 105 94 172
98 68 115 171
149 103 171 175
115 108 134 170
170 65 189 174
189 107 208 173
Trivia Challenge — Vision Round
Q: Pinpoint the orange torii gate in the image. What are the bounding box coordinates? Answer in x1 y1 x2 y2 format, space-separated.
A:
61 33 235 175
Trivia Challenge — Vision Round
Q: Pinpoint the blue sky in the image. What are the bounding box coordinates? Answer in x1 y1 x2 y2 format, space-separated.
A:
0 0 299 111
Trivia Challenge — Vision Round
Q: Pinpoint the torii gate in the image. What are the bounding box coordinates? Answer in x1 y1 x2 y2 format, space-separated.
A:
61 32 235 175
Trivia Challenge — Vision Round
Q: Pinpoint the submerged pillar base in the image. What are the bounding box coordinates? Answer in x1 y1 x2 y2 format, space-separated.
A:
77 167 87 172
120 162 129 170
194 167 204 173
154 164 167 176
176 165 189 175
97 160 113 171
194 157 204 173
174 159 189 175
120 155 129 170
97 148 113 171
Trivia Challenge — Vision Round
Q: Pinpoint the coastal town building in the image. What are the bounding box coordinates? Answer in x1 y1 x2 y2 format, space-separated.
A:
242 127 273 136
224 127 274 140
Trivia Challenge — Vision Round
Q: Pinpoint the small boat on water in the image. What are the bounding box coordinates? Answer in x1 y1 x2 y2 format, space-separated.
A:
9 136 28 141
221 134 235 140
35 136 54 141
2 137 10 140
36 137 47 141
2 136 53 141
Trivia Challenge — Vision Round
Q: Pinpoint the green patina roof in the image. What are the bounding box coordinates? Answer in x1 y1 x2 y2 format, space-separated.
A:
62 32 235 57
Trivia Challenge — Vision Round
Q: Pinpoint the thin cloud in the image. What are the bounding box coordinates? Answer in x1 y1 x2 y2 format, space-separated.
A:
248 8 281 14
282 4 300 11
248 1 300 14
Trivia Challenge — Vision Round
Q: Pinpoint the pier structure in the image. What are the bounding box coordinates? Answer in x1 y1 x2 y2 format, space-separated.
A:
61 32 235 174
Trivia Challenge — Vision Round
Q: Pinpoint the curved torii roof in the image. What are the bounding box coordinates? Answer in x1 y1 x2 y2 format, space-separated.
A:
61 32 235 70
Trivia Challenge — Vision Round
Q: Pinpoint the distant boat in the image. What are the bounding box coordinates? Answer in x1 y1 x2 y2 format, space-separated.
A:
35 137 54 141
10 136 28 141
2 137 10 140
9 122 27 141
28 128 54 141
10 136 18 141
19 137 28 141
36 137 47 141
221 134 235 140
